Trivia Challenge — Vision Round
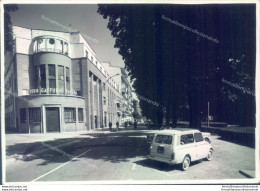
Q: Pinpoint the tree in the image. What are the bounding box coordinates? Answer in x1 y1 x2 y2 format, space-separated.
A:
98 4 256 128
4 4 19 52
132 99 141 122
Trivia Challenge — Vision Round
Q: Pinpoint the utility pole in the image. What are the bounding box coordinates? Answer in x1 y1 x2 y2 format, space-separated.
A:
207 101 209 128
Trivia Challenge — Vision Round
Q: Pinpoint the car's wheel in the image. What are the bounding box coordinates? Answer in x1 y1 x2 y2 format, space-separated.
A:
206 149 213 161
181 155 190 171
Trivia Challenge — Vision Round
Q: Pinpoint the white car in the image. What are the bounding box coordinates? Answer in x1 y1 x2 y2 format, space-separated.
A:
148 128 213 171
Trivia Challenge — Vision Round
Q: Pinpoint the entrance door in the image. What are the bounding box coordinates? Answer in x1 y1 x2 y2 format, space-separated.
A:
94 116 97 129
46 107 60 132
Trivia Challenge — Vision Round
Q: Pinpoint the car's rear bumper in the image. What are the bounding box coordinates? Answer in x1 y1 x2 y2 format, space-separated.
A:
148 155 177 165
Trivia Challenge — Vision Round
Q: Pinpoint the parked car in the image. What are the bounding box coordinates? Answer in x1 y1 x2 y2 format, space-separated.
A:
148 128 213 171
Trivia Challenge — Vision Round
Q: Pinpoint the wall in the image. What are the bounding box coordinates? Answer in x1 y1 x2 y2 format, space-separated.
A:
17 95 85 133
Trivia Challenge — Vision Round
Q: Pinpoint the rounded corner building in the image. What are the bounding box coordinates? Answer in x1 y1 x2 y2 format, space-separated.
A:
5 26 126 134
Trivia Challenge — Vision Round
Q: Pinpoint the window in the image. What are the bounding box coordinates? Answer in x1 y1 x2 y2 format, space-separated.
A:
86 50 88 58
46 38 55 51
48 64 55 76
49 79 56 94
64 108 76 122
34 66 38 89
103 97 106 105
58 65 64 94
37 38 46 51
40 65 46 91
194 133 204 142
56 39 63 53
78 108 83 122
66 67 70 94
48 64 56 94
91 56 93 63
180 134 194 145
29 108 41 122
20 108 26 123
155 135 173 145
64 42 68 55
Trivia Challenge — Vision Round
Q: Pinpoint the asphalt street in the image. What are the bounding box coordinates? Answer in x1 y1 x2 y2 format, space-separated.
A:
5 128 256 182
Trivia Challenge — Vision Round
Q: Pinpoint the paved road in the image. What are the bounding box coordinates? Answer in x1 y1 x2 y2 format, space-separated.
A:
5 130 255 182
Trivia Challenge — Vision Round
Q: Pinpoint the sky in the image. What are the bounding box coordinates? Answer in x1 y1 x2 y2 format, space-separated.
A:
9 4 125 68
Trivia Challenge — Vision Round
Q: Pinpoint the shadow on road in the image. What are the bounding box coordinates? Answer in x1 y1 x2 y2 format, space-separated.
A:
134 159 176 172
6 131 151 166
134 158 205 173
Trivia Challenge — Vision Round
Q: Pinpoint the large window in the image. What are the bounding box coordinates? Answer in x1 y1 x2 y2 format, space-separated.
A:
46 38 55 51
58 65 64 94
64 42 68 55
37 38 46 52
103 97 106 105
78 108 83 122
180 134 194 145
48 64 55 76
49 79 56 94
34 37 68 55
20 108 26 123
48 64 56 94
194 133 204 142
64 108 76 122
29 108 41 123
155 135 173 145
56 39 63 53
40 65 46 92
66 67 70 94
34 66 38 89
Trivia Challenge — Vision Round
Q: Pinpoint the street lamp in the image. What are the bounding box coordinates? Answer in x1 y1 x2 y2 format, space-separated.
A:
101 73 120 131
103 73 120 88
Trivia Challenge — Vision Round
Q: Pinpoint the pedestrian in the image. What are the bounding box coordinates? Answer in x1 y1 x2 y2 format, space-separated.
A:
116 121 119 132
109 122 112 131
134 121 137 130
125 121 127 130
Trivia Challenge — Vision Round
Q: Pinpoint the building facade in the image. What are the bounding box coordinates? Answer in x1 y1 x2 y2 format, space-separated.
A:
5 26 123 133
121 68 134 124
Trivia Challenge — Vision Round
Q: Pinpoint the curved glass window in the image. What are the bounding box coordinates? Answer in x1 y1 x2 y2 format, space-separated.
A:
46 38 55 52
33 37 69 56
56 39 63 53
64 42 68 55
37 38 46 52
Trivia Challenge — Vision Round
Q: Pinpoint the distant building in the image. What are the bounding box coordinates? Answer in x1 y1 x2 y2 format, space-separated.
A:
121 68 134 123
5 26 122 133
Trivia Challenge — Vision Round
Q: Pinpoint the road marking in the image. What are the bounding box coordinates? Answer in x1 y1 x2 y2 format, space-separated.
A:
132 163 136 171
31 149 92 182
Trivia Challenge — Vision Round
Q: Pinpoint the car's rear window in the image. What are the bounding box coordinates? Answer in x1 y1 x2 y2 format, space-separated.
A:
155 135 173 145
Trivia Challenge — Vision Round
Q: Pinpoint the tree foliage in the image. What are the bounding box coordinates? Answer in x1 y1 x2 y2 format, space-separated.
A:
98 4 256 128
4 4 19 52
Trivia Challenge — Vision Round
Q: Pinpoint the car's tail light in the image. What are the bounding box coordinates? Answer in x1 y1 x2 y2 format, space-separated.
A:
171 153 175 160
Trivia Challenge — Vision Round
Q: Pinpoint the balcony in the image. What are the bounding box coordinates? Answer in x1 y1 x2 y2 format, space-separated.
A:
33 36 69 56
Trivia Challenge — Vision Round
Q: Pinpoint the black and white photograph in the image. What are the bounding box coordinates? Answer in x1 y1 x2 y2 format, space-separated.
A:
1 0 259 189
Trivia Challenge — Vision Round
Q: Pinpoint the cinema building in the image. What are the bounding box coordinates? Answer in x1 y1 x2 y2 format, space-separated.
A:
5 26 122 133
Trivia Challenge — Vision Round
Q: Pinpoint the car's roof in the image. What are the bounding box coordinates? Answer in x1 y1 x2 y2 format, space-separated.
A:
155 128 200 135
